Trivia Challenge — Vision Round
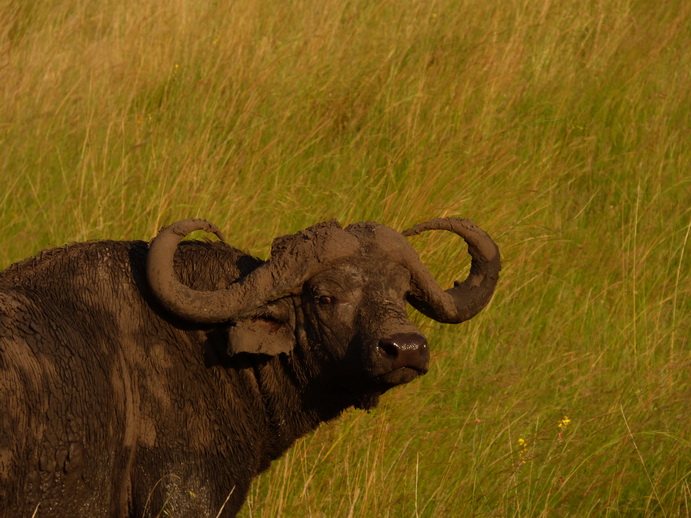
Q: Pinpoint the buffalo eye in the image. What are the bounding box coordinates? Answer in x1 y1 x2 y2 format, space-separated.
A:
317 295 334 305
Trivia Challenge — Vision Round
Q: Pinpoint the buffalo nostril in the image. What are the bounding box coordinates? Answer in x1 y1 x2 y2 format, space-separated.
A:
378 340 400 360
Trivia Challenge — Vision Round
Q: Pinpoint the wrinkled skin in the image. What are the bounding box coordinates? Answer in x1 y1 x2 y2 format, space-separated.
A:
0 220 499 517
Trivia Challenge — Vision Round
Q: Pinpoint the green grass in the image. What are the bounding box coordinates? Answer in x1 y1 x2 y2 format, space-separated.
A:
2 0 689 515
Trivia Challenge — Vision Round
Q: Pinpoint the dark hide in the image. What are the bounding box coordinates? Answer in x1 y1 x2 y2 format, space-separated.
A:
0 237 431 517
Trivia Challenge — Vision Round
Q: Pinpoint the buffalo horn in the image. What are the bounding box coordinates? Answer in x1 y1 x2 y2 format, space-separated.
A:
402 218 500 324
147 219 357 324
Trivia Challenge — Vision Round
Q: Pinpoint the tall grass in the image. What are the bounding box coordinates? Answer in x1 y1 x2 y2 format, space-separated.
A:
1 0 689 515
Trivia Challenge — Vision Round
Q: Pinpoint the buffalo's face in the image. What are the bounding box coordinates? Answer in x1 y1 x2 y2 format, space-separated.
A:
301 259 429 404
149 217 499 409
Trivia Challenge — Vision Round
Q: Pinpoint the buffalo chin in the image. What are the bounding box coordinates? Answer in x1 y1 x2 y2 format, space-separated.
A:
354 392 381 410
353 368 424 410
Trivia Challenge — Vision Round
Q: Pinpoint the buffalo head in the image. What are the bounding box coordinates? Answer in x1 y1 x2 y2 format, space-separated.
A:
146 218 500 406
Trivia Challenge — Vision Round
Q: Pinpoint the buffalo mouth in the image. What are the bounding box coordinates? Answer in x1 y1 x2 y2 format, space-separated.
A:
375 365 428 387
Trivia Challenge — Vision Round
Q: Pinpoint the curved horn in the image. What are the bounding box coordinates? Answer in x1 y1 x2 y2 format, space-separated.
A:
402 218 500 323
147 219 357 324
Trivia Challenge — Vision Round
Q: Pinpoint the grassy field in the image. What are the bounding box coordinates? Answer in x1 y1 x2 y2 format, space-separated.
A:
1 0 689 515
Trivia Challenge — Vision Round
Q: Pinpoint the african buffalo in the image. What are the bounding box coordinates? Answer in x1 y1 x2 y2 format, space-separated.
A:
0 217 500 517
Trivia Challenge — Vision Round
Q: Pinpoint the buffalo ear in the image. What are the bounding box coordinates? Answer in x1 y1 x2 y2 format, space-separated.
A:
227 303 294 356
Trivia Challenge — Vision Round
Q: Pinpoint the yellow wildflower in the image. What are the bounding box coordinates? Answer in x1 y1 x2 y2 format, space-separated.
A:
558 416 571 430
517 437 528 464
